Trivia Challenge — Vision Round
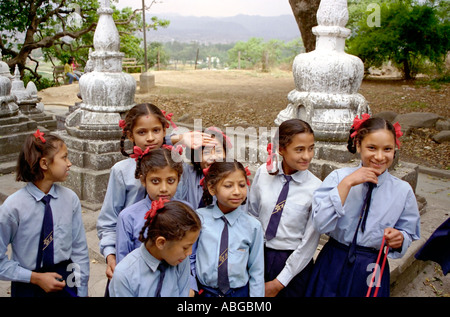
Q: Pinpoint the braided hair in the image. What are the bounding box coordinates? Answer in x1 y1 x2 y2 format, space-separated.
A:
347 117 397 154
139 201 201 245
119 103 168 157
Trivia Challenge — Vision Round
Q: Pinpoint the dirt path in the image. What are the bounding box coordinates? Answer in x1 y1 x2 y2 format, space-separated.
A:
38 69 449 170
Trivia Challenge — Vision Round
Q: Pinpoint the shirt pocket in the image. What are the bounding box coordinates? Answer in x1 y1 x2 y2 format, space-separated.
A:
53 223 73 255
281 202 310 237
228 246 249 279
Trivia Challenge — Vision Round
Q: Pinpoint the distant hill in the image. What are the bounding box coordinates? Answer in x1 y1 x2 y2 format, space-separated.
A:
147 14 301 44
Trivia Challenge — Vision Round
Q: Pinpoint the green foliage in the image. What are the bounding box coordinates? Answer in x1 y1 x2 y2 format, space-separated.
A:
347 0 450 79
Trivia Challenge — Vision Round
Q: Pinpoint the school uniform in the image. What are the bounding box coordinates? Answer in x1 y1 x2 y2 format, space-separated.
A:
248 162 322 297
174 163 204 208
109 244 191 297
195 203 265 297
306 165 421 297
0 182 90 297
115 196 194 263
97 136 173 260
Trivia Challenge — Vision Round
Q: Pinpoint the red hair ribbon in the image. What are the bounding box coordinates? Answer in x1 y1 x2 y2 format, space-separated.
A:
118 119 126 132
161 110 177 129
350 113 371 138
207 126 232 149
393 122 403 148
144 197 169 220
130 146 150 161
244 166 251 186
33 129 46 143
162 144 184 155
266 143 276 170
199 166 211 187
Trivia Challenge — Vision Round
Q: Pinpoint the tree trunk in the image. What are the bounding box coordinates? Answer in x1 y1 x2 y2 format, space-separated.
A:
288 0 321 52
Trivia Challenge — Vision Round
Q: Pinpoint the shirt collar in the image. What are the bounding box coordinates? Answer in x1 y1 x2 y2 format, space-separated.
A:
139 244 161 273
277 160 308 184
357 162 390 187
211 202 244 226
26 182 59 201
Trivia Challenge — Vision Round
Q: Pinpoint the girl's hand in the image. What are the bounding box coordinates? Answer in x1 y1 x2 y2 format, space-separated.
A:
344 166 380 187
30 272 65 293
384 227 404 249
172 131 217 149
264 279 284 297
337 167 380 205
106 254 116 279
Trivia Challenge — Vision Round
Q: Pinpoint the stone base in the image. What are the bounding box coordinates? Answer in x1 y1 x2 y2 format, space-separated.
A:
55 130 128 207
0 115 37 159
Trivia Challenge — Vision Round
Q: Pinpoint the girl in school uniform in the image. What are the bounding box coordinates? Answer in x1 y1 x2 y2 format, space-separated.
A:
175 126 231 209
96 103 215 283
109 200 201 297
195 161 265 297
306 116 421 297
248 119 322 297
0 130 90 297
115 147 186 263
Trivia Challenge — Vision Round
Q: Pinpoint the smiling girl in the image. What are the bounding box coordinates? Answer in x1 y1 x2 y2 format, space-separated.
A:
248 119 322 297
306 116 421 297
195 161 264 297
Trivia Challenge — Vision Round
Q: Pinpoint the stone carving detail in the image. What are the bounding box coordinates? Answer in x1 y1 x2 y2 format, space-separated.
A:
275 0 370 143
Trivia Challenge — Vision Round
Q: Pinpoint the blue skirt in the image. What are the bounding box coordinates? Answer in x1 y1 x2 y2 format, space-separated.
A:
305 238 390 297
264 247 314 297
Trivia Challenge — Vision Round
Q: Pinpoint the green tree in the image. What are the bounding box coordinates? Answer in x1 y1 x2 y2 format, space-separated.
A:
227 38 284 70
0 0 99 78
347 0 450 80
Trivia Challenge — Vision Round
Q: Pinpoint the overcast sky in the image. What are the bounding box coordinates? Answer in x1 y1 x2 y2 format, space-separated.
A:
114 0 293 17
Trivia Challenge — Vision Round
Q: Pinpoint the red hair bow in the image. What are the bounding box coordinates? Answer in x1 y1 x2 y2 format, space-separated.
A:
207 126 233 149
130 146 150 161
244 166 251 186
350 113 371 138
118 119 126 132
161 110 177 129
393 122 403 148
162 144 184 155
33 129 46 143
199 166 211 187
144 197 169 220
266 143 276 170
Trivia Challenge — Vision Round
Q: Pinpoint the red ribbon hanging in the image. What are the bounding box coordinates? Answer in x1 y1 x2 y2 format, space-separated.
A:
130 146 150 161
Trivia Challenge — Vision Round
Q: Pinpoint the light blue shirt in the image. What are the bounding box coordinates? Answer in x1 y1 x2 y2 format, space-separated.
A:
116 196 193 263
174 163 204 209
97 136 176 259
97 158 146 259
195 203 265 297
248 162 322 286
311 165 421 258
109 244 190 297
0 183 90 296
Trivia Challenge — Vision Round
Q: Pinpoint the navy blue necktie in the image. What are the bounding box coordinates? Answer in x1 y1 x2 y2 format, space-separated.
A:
155 261 167 297
265 175 292 241
348 182 375 263
218 216 230 295
36 195 54 269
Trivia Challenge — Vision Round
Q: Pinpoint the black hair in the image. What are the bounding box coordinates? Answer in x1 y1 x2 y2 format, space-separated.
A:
16 132 64 183
200 160 248 206
347 117 397 154
139 201 201 244
135 147 183 180
269 119 314 175
119 103 168 157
